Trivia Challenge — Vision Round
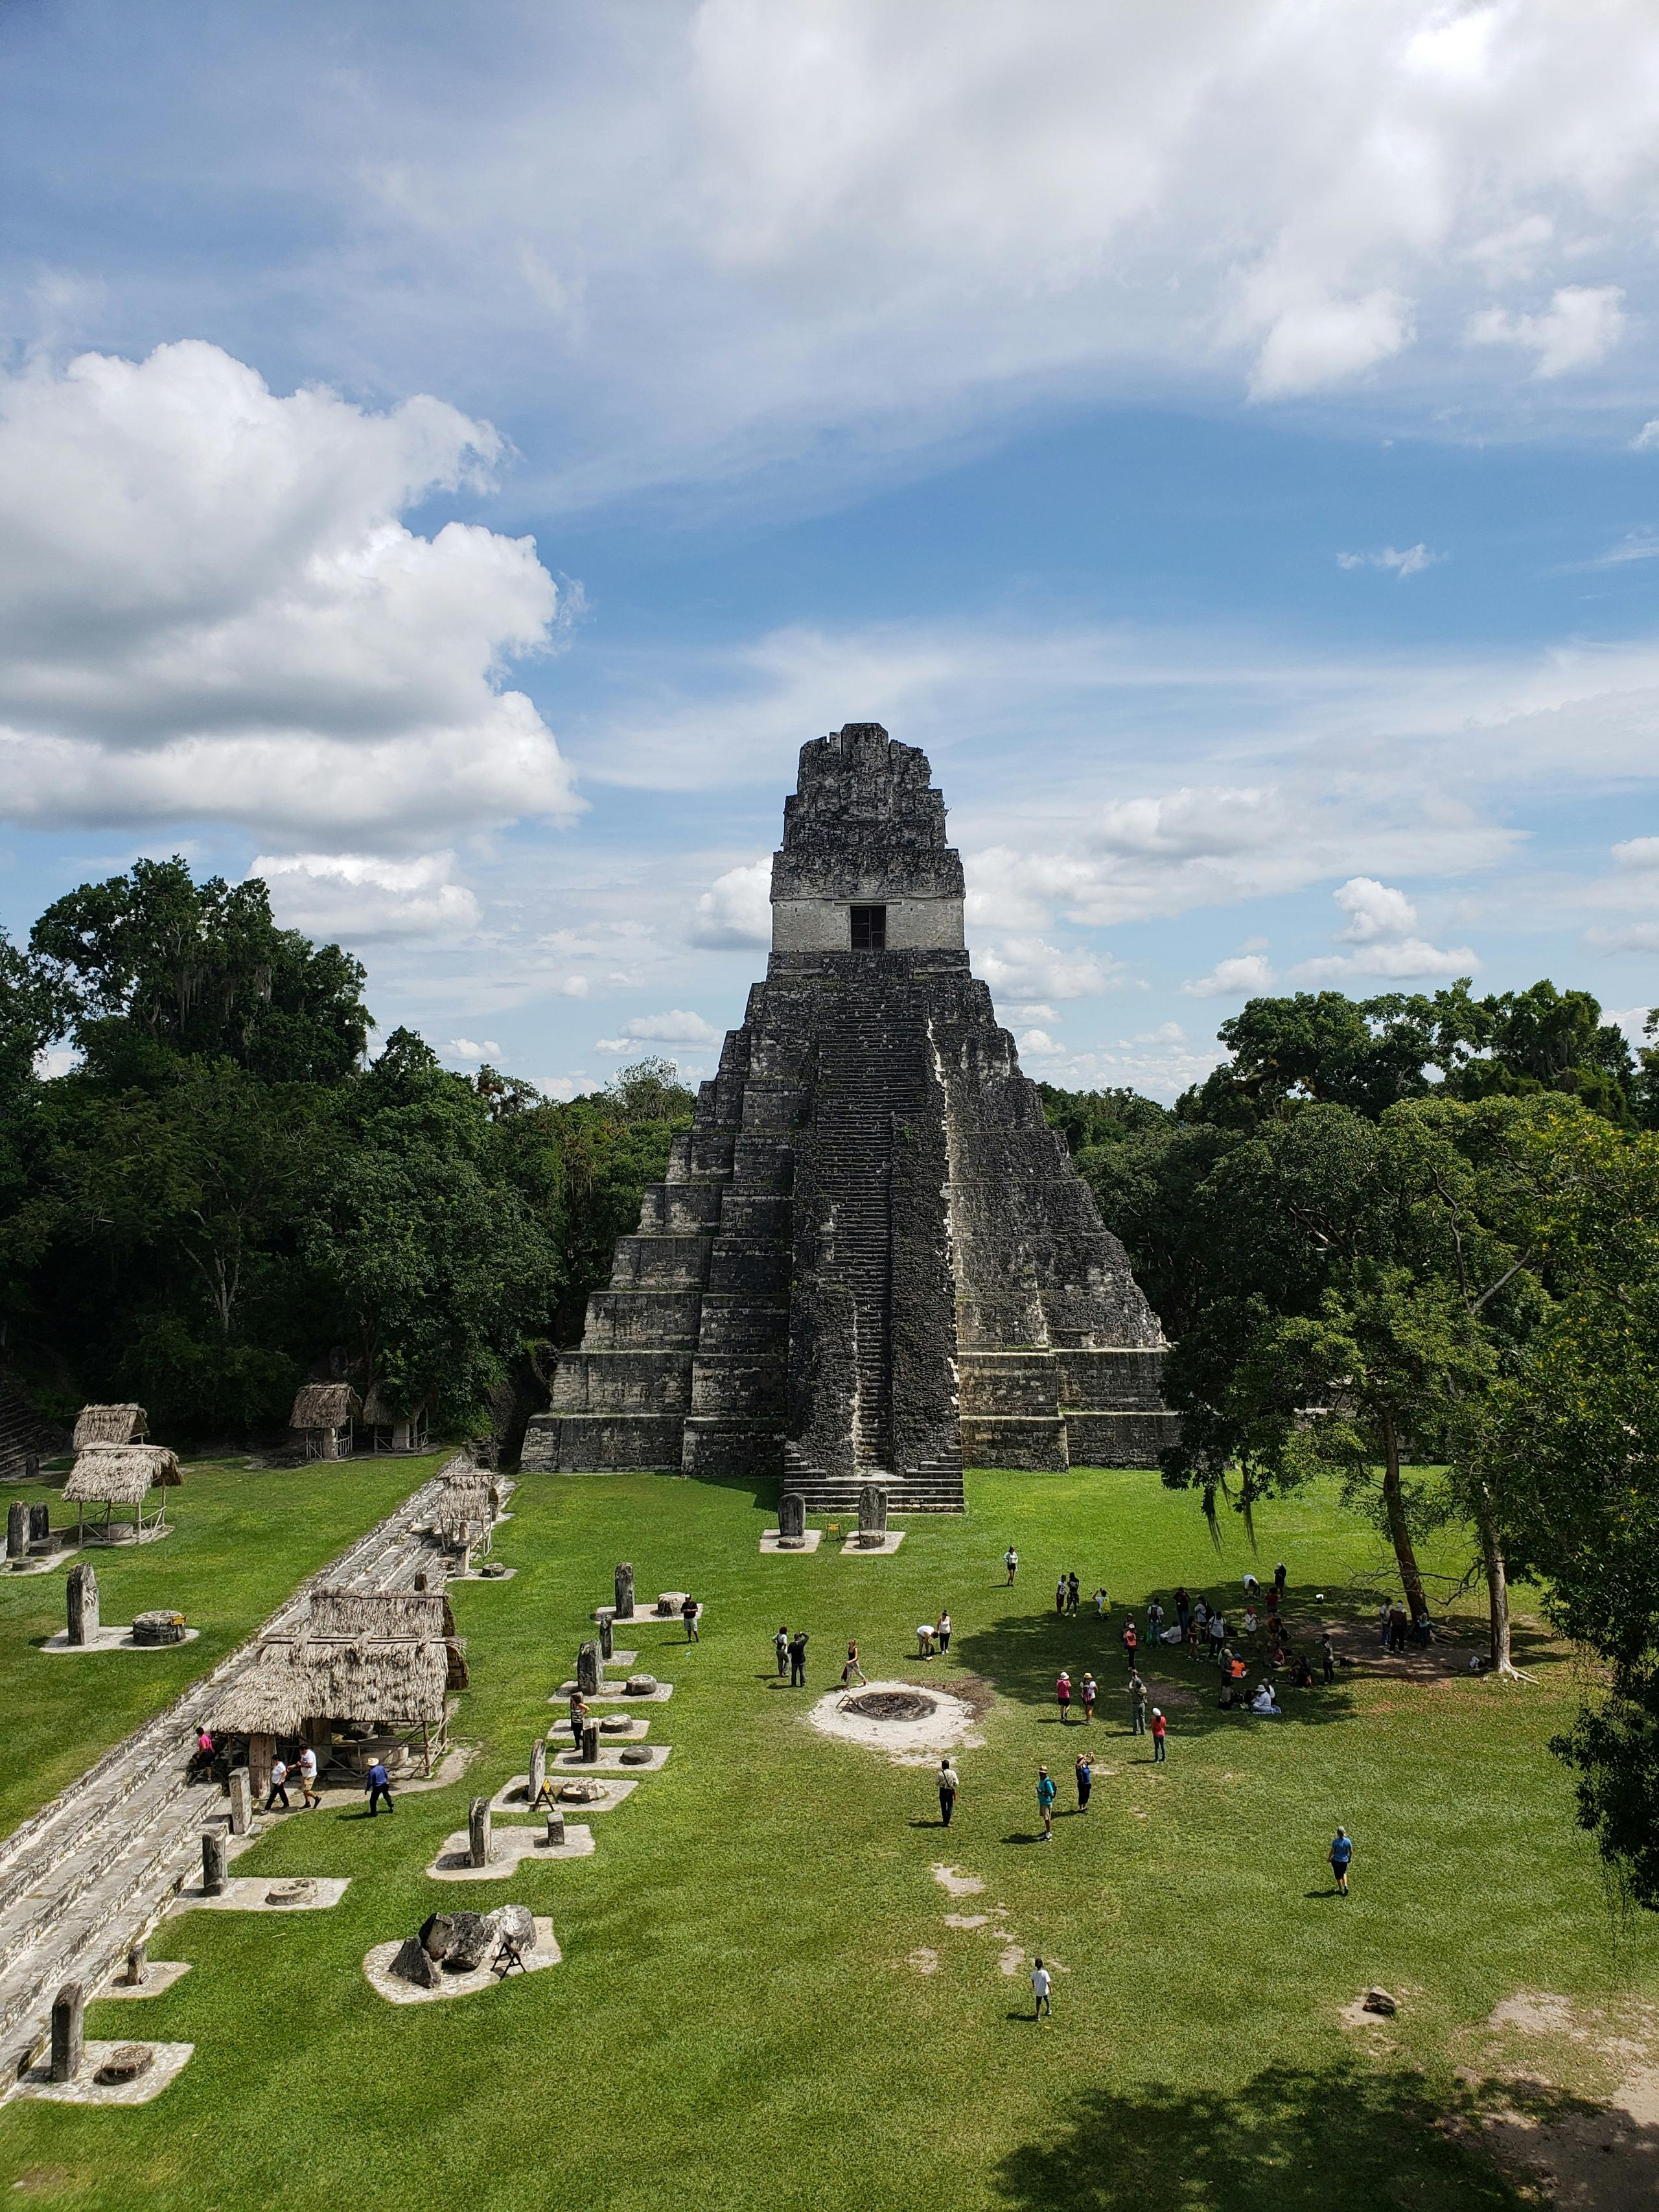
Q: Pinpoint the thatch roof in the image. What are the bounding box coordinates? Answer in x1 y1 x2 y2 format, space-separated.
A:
212 1634 456 1736
72 1404 147 1449
290 1383 361 1430
64 1445 183 1504
309 1586 456 1640
360 1382 428 1425
434 1473 499 1542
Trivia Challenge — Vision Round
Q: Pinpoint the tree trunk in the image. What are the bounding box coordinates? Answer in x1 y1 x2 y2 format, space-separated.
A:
1475 1485 1517 1676
1380 1412 1430 1625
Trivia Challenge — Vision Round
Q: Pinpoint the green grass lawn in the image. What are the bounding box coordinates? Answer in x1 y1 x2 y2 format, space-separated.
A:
3 1465 1654 2211
0 1451 452 1840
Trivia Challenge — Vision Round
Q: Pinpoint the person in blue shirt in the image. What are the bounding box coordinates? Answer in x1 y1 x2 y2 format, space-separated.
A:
365 1760 394 1817
1329 1826 1353 1894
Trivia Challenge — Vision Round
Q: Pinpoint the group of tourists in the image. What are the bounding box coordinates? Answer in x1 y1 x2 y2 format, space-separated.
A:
773 1625 811 1685
1378 1600 1432 1651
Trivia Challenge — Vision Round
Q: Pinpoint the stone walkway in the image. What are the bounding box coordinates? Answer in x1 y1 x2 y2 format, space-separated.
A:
0 1454 475 2092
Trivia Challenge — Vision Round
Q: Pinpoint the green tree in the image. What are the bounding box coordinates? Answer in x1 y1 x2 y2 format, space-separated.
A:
31 856 370 1084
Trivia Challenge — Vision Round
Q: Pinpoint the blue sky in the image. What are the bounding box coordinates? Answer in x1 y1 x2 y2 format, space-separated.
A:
2 0 1657 1097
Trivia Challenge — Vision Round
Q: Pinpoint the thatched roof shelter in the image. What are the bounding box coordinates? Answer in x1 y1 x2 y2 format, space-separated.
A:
64 1444 181 1541
211 1579 467 1769
360 1381 426 1425
290 1383 361 1430
72 1403 148 1450
434 1473 500 1547
309 1585 456 1641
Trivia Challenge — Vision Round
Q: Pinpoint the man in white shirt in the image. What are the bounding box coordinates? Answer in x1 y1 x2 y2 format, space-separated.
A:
1030 1957 1052 2020
297 1744 319 1809
264 1756 290 1813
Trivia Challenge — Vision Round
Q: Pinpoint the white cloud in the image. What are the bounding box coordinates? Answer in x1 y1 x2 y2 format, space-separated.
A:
1467 284 1627 378
0 342 579 843
1633 421 1659 452
1016 1028 1061 1057
1588 530 1659 567
1294 875 1477 980
1336 543 1444 577
1182 953 1277 999
598 1008 722 1049
1614 837 1659 870
977 936 1119 1003
447 1038 502 1064
688 857 772 947
1247 290 1415 401
1334 876 1419 942
253 850 482 940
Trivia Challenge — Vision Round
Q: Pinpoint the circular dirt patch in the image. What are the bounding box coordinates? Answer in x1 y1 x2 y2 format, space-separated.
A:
807 1679 982 1765
846 1690 937 1723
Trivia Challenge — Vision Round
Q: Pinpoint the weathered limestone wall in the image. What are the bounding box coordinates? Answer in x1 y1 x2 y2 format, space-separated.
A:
522 723 1179 1497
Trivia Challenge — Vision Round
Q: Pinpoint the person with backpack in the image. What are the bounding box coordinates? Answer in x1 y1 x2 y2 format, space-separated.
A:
938 1759 960 1828
1036 1766 1057 1841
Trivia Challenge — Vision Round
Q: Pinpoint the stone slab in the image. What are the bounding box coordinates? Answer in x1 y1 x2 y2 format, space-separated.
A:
38 1624 202 1654
363 1916 559 2002
427 1824 595 1878
12 2041 194 2104
445 1566 518 1583
594 1604 701 1627
760 1530 823 1554
549 1745 671 1774
171 1876 349 1913
550 1682 673 1705
497 1774 640 1817
839 1531 907 1555
2 1544 82 1578
95 1961 193 1999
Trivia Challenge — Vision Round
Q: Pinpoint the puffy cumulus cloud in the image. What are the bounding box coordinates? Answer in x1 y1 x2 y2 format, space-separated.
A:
596 1008 723 1051
1246 289 1415 401
1294 875 1478 980
1336 543 1444 577
252 851 482 940
1182 952 1277 999
975 936 1120 1003
0 341 578 843
1006 1024 1222 1104
1467 283 1627 377
1633 420 1659 451
688 857 772 947
447 1038 502 1064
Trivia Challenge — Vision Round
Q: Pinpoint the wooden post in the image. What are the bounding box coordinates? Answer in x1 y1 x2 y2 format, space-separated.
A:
247 1734 273 1798
420 1717 432 1777
229 1766 253 1835
49 1983 84 2083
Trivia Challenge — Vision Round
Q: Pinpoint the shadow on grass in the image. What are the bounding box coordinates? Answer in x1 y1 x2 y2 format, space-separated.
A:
953 1609 1358 1739
990 2059 1630 2211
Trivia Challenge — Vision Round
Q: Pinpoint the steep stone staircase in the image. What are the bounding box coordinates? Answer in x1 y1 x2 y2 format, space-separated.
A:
0 1458 469 2091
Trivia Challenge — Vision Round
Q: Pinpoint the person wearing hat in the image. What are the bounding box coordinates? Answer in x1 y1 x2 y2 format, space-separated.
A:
1152 1707 1167 1762
1036 1765 1057 1839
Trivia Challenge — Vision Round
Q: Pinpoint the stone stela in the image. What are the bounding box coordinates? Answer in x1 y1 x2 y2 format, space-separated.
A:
523 723 1179 1509
66 1561 98 1644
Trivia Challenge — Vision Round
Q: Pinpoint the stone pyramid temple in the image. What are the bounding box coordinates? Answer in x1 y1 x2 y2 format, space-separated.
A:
522 724 1178 1509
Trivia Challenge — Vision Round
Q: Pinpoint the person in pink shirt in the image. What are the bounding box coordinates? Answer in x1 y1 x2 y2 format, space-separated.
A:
1055 1669 1072 1724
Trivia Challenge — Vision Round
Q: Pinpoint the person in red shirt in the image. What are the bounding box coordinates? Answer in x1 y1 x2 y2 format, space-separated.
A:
1152 1707 1168 1763
1121 1618 1138 1672
1056 1669 1073 1723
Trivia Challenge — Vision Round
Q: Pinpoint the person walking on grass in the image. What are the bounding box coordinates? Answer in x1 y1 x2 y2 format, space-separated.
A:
1031 1957 1052 2019
264 1755 290 1813
1152 1708 1167 1762
937 1608 952 1655
789 1630 809 1688
1075 1752 1093 1813
297 1743 319 1810
1004 1546 1019 1587
1055 1576 1067 1617
1067 1572 1080 1616
1129 1670 1148 1735
682 1592 700 1642
365 1759 393 1817
1080 1671 1097 1725
775 1625 790 1679
938 1759 960 1828
1036 1767 1057 1841
1056 1668 1073 1724
841 1639 868 1688
1330 1826 1353 1894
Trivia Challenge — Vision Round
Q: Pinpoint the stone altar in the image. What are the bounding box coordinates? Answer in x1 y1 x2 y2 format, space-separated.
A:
523 723 1178 1502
